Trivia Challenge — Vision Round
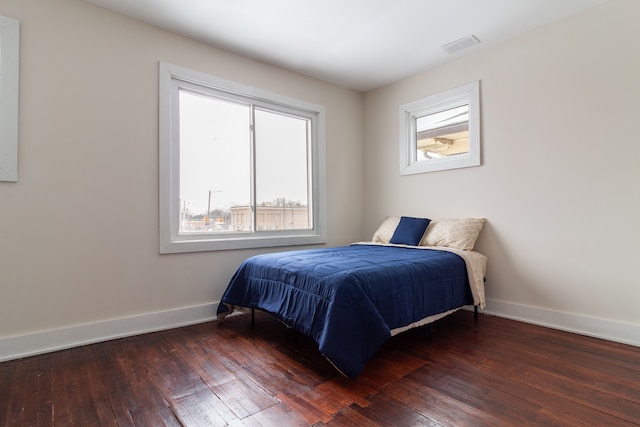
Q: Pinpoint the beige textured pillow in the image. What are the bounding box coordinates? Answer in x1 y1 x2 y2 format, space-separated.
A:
371 216 401 243
421 218 486 250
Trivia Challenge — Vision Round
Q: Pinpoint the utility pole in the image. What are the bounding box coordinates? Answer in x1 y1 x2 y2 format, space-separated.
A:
207 190 222 225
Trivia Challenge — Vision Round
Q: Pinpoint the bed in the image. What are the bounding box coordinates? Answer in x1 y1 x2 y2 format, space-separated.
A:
216 216 487 378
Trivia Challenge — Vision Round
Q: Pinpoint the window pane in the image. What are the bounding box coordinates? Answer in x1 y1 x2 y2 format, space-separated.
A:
254 109 310 230
416 104 469 160
178 90 251 234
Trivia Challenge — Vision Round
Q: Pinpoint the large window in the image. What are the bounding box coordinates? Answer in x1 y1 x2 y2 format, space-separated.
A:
0 15 20 182
159 63 326 253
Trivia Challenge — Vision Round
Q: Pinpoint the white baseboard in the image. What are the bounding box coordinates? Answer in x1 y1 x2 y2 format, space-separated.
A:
0 302 220 363
481 299 640 347
3 299 638 363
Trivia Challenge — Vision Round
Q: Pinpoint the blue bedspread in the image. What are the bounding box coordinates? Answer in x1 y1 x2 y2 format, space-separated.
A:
217 244 472 377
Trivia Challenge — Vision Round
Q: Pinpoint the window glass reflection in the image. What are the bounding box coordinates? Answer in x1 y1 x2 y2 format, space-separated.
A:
416 104 469 159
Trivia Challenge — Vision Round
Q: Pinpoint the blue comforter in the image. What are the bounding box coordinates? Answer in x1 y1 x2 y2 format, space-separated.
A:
217 244 472 377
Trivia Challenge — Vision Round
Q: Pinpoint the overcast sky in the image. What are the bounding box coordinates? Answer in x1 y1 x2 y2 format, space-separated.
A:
179 91 309 215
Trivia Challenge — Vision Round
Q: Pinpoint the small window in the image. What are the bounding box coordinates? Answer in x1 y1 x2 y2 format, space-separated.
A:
399 81 480 175
159 63 326 253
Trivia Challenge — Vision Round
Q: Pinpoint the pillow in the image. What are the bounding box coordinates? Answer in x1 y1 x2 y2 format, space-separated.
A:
420 218 485 250
389 216 431 246
371 216 401 243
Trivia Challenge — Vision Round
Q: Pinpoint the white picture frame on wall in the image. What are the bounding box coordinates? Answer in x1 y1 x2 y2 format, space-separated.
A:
0 15 20 182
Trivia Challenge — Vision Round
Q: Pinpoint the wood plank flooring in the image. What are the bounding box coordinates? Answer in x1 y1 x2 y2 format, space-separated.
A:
2 310 639 426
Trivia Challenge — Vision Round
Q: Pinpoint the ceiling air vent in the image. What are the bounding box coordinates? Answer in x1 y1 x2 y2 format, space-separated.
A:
441 35 481 54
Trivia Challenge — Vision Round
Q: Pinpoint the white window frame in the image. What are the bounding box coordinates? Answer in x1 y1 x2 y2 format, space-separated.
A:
0 15 20 182
399 81 481 175
159 62 327 254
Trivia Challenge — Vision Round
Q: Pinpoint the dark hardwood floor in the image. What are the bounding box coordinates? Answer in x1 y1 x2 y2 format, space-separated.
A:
2 310 639 426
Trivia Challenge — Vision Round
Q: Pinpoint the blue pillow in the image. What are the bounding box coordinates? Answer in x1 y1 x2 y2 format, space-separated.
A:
389 216 431 246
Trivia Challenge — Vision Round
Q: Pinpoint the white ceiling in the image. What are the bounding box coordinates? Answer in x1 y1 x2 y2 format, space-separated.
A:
85 0 606 92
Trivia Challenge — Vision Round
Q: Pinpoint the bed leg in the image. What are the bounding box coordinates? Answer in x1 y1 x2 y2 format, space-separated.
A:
474 305 478 322
428 322 434 342
251 308 255 327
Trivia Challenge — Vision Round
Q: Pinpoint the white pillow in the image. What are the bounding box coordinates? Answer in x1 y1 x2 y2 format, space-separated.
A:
371 216 401 243
420 218 485 250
